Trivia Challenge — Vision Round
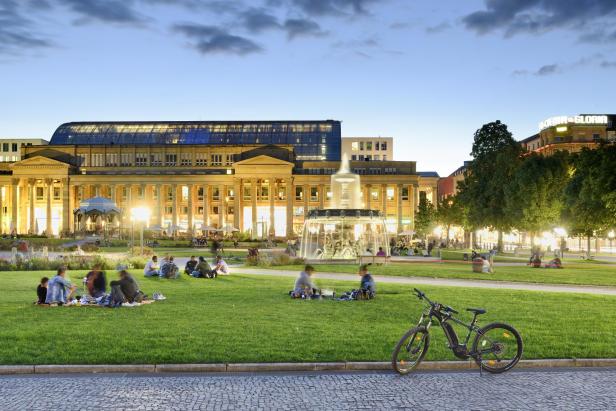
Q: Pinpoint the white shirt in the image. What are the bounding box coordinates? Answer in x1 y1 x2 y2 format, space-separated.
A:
216 260 229 274
144 260 159 274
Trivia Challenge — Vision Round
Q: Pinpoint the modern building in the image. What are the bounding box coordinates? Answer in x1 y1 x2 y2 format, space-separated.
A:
521 114 616 155
0 121 439 237
0 138 48 162
342 137 393 161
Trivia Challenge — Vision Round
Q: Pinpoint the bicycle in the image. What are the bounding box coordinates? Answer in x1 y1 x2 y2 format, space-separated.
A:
392 288 523 375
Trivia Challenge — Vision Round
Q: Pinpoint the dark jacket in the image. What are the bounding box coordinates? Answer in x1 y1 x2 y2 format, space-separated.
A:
110 274 140 302
37 285 47 304
185 260 198 273
86 270 107 297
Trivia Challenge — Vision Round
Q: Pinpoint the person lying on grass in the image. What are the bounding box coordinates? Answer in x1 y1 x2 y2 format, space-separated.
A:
45 267 77 306
290 265 320 299
338 264 376 301
85 264 107 298
36 276 48 305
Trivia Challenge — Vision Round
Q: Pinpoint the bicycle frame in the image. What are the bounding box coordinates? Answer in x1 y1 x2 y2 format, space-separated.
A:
416 303 483 360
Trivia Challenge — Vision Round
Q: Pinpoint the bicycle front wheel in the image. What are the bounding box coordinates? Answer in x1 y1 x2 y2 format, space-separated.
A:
391 326 430 375
472 322 523 374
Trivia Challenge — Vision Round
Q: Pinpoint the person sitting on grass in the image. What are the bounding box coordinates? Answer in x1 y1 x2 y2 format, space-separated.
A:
191 256 214 278
213 255 229 276
338 264 376 301
184 256 198 276
546 257 563 269
143 256 159 277
291 265 318 298
110 267 145 305
45 267 77 306
159 256 179 279
36 277 48 305
85 264 107 298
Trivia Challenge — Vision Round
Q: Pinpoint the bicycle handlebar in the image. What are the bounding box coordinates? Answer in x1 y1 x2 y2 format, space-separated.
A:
413 288 458 315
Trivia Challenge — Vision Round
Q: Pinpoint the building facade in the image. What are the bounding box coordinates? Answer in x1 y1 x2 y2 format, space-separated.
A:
438 161 471 201
521 114 616 155
342 137 393 161
0 139 48 162
0 121 438 238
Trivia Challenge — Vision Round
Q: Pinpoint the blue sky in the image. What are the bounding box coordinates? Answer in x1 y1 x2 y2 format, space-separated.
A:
1 0 615 175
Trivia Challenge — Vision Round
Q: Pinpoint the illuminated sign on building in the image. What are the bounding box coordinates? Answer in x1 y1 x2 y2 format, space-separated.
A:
539 115 608 131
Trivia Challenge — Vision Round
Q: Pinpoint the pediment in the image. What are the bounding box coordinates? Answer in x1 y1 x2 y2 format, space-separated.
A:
10 156 71 169
233 155 294 167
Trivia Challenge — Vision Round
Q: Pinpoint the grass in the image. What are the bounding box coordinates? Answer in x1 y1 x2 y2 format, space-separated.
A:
1 270 615 365
269 261 616 287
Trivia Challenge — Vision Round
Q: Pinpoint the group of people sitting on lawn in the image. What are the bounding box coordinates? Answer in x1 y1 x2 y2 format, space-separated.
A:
290 263 376 301
36 264 149 307
143 255 229 279
529 253 563 269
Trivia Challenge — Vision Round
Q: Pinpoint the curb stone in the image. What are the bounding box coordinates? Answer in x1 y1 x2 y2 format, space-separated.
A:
1 359 614 375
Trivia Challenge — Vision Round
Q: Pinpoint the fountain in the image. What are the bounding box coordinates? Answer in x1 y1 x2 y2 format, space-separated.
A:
300 154 390 260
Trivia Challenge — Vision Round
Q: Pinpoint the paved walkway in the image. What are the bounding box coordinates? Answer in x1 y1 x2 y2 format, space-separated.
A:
233 268 616 296
1 369 614 410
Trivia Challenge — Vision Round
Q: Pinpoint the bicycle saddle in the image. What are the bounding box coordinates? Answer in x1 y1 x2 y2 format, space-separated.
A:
466 308 486 315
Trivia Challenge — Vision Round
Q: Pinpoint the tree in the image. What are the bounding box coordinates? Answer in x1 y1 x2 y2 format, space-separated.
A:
564 144 616 258
457 121 523 251
505 151 570 246
436 195 465 246
414 197 436 240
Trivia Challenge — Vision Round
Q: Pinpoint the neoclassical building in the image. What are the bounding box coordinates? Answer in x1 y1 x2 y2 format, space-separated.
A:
0 121 439 238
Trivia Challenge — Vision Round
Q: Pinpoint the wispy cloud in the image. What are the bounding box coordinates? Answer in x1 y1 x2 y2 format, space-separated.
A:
173 23 263 55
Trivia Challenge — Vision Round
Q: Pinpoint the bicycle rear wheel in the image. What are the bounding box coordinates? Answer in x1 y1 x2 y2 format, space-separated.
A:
472 322 523 374
391 326 430 375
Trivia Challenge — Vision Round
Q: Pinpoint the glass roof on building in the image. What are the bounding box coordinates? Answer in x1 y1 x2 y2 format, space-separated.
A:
50 121 342 160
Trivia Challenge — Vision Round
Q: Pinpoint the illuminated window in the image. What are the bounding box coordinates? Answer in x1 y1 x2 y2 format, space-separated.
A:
371 189 379 201
310 187 318 201
151 153 162 166
295 186 303 201
259 184 269 200
120 153 132 167
351 142 359 151
182 186 189 201
212 187 220 201
387 187 394 201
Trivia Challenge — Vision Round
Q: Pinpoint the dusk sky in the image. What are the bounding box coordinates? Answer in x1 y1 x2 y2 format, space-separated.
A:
1 0 615 175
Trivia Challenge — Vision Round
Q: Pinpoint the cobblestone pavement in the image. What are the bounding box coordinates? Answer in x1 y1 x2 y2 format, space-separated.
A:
1 368 615 410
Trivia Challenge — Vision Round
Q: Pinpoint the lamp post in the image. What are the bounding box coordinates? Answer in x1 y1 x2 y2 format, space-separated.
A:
130 207 151 255
609 230 615 254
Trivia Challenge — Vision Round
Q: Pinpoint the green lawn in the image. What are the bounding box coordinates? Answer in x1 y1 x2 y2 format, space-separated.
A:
1 270 615 365
270 262 616 287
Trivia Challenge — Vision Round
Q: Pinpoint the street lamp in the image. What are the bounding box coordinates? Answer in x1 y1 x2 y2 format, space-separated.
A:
609 230 615 254
130 207 151 255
